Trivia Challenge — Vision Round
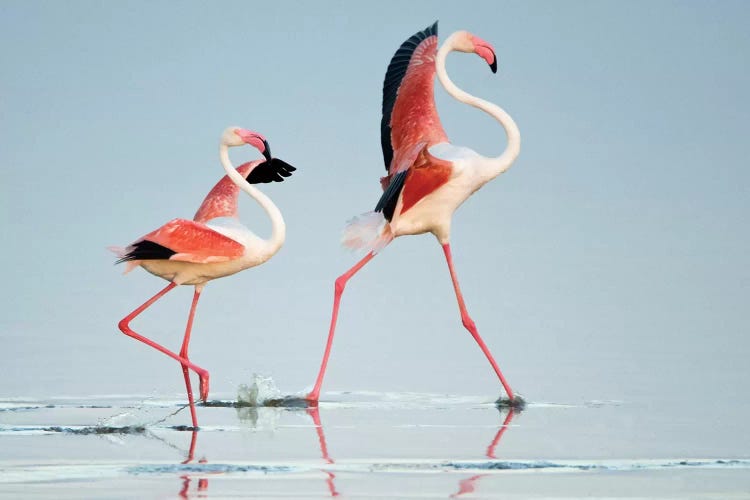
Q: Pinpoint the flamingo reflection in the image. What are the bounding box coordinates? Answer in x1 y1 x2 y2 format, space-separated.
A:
141 397 514 498
307 406 340 497
173 402 339 498
451 408 518 498
178 430 209 499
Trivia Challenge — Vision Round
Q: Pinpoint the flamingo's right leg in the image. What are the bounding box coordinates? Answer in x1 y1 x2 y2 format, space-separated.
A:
440 243 515 402
117 282 210 427
307 251 376 402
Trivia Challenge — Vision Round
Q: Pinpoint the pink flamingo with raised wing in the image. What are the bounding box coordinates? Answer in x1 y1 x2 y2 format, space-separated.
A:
113 127 296 427
307 22 523 406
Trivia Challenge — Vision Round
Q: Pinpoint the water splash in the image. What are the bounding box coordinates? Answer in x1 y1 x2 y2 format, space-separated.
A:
237 374 282 406
232 374 309 408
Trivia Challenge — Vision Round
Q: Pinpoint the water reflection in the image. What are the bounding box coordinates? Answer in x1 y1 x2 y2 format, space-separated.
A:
307 406 340 497
178 475 208 499
234 404 339 497
178 430 208 499
152 399 517 499
451 407 518 498
167 403 340 498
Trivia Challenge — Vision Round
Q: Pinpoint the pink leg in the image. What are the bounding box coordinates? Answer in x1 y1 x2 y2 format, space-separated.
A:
307 251 376 402
117 282 211 423
179 288 204 426
442 243 515 401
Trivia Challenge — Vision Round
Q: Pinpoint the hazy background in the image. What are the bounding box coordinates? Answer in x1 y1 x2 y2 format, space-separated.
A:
1 1 748 418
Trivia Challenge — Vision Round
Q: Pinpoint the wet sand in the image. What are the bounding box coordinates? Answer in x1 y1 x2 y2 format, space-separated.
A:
1 392 749 498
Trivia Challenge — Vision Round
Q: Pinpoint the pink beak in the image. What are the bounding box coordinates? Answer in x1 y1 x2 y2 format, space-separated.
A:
234 129 270 160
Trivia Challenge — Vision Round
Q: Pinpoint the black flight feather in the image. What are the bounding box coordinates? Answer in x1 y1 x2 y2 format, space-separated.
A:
374 170 408 222
116 240 176 263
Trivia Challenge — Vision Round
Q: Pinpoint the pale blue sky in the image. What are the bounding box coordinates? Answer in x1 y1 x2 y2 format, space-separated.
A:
1 1 748 416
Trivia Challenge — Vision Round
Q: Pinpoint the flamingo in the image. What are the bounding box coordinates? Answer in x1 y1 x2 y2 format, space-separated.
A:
307 22 523 406
113 127 296 428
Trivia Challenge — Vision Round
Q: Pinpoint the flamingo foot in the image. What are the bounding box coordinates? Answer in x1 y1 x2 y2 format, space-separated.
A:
198 371 210 402
495 393 526 410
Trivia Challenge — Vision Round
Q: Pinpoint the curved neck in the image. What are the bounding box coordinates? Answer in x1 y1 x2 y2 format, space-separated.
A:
219 144 285 255
436 34 521 178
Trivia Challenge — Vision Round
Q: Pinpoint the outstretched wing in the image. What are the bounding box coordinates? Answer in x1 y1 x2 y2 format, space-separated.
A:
381 21 446 174
117 218 245 264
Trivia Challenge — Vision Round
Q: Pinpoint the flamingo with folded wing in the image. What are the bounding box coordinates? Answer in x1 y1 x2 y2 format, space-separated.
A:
113 127 296 427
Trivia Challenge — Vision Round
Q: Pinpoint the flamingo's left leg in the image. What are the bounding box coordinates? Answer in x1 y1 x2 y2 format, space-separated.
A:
179 286 205 424
307 251 377 402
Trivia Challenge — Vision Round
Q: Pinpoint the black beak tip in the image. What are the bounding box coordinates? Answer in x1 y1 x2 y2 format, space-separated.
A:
262 139 272 161
490 56 498 74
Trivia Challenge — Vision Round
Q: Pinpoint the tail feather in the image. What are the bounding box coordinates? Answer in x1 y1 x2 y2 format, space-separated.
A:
107 245 140 274
341 212 392 254
107 245 127 258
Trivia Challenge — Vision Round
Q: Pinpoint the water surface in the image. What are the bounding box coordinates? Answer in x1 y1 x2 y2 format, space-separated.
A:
1 391 748 498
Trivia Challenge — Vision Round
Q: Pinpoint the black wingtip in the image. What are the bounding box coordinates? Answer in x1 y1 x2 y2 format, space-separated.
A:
490 55 498 74
273 157 296 173
116 240 176 263
245 158 297 184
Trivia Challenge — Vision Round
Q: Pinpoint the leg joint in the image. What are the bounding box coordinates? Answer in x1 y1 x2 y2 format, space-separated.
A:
117 318 130 334
334 276 347 295
461 313 477 333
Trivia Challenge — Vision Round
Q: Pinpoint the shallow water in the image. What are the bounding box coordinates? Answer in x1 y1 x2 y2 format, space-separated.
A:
1 391 749 498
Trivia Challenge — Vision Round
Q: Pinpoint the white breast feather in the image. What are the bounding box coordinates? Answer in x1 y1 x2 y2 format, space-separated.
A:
428 142 480 162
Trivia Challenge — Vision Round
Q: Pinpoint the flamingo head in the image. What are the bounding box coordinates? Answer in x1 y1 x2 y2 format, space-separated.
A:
222 127 272 161
452 31 498 74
